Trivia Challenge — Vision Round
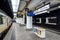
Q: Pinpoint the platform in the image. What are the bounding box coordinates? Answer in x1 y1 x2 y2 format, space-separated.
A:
3 23 60 40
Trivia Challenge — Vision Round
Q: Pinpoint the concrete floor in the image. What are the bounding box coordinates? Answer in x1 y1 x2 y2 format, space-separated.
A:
4 23 60 40
14 23 60 40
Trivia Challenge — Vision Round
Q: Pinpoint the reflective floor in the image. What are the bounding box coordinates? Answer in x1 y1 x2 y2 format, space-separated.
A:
4 23 60 40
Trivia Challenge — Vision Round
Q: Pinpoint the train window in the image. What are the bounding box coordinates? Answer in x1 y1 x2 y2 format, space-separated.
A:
0 9 7 24
2 16 7 24
0 15 3 24
46 17 57 25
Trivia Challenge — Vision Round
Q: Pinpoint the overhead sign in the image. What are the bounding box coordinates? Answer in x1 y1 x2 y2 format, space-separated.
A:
27 11 34 16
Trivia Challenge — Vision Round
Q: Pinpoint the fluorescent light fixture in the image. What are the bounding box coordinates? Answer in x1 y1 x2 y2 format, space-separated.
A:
34 4 49 13
11 0 20 12
35 10 47 15
14 13 17 16
58 6 60 8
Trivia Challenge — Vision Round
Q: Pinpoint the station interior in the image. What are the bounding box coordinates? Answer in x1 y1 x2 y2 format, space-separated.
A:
0 0 60 40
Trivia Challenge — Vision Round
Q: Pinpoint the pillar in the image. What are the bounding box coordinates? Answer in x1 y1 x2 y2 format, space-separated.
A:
26 16 32 29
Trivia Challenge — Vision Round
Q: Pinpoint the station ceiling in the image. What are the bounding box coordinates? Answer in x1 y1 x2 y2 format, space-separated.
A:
0 0 59 18
19 0 60 10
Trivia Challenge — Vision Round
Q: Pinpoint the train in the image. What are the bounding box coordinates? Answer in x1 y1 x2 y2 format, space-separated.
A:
0 0 13 39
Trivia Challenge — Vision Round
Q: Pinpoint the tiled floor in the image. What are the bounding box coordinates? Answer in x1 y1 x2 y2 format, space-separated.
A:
4 23 60 40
